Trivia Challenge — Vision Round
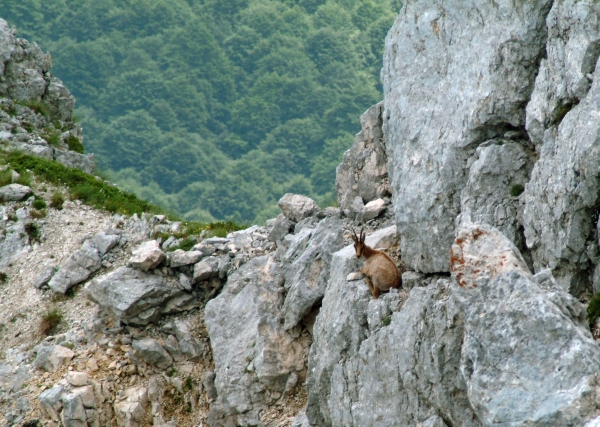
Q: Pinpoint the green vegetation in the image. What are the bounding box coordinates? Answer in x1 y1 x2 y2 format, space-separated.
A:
0 0 402 223
32 197 47 210
588 293 600 327
15 99 51 117
65 134 84 153
50 191 65 210
24 221 41 242
0 272 7 285
382 315 392 326
510 184 525 197
40 307 63 336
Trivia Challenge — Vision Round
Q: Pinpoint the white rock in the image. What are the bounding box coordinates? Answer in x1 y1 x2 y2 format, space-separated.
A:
129 240 165 271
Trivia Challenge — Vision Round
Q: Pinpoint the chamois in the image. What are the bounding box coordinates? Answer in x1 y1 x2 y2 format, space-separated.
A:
351 228 401 298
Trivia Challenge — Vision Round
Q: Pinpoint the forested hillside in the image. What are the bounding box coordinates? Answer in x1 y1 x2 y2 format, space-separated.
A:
0 0 401 223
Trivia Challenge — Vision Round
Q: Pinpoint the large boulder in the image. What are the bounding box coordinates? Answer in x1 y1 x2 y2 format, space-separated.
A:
523 0 600 294
205 255 310 427
336 102 391 217
85 267 195 325
451 221 600 425
281 217 345 330
129 240 165 271
382 0 553 273
0 183 32 201
277 193 322 223
48 242 102 294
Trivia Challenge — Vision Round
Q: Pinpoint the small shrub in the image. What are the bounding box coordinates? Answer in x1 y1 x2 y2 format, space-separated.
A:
382 316 392 326
0 169 12 187
40 308 63 336
32 198 47 210
50 192 64 210
24 222 41 242
15 170 31 186
0 272 7 284
30 208 47 219
167 237 196 252
64 286 76 299
8 214 17 222
16 99 51 117
588 293 600 327
166 367 177 377
65 134 84 154
184 376 194 391
41 128 61 147
510 184 525 197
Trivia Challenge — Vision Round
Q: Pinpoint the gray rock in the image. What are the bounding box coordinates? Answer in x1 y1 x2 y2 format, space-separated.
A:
34 345 74 373
66 371 88 387
0 222 30 269
336 102 391 216
359 198 386 222
173 320 204 361
205 255 310 427
164 335 182 362
38 385 64 421
48 243 102 294
168 249 203 267
203 371 217 401
192 260 213 283
89 232 120 256
281 217 345 330
268 214 293 243
292 410 313 427
113 386 148 427
34 266 56 289
278 193 322 222
451 221 600 425
522 1 600 294
178 273 192 291
43 76 75 121
61 393 87 427
458 140 534 250
0 183 32 201
86 267 195 326
129 240 165 271
132 338 173 369
526 1 600 146
382 0 553 272
53 149 95 174
72 385 96 409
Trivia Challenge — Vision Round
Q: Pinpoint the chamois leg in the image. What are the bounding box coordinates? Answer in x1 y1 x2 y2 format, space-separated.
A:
364 276 379 299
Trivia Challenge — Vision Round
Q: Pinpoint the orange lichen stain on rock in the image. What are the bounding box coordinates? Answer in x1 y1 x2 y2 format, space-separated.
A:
472 229 487 240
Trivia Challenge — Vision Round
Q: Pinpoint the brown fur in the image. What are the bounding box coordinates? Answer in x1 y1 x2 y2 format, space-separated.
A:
352 228 401 298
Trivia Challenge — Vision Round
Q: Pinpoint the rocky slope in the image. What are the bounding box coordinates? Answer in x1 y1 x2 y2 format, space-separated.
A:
4 1 600 427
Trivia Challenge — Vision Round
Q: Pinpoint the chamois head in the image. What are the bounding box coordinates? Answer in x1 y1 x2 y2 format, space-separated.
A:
351 228 366 258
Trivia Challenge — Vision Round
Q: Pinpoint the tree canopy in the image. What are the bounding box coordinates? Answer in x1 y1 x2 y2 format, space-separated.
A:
0 0 401 223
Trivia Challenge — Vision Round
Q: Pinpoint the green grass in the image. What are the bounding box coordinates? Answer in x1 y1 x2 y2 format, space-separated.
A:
40 308 63 336
1 150 246 236
3 151 162 216
0 169 12 187
588 293 600 327
32 198 47 210
382 316 392 326
65 134 84 154
15 99 51 117
510 184 525 197
41 128 62 147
